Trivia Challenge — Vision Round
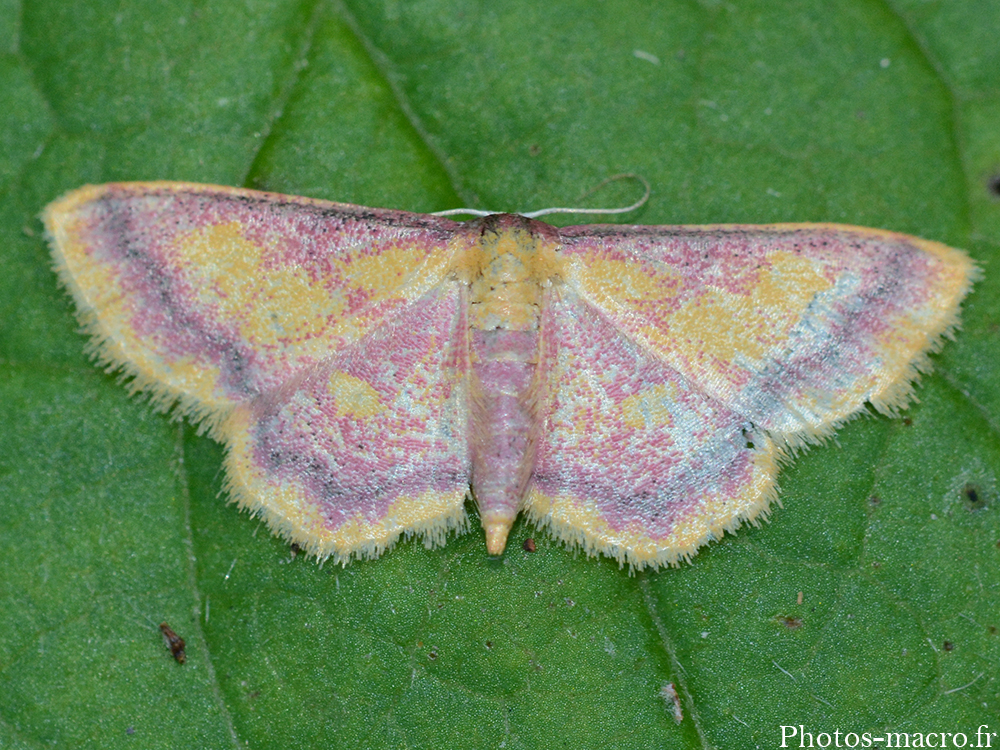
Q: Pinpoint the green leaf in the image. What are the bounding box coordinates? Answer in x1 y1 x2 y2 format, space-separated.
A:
2 0 998 747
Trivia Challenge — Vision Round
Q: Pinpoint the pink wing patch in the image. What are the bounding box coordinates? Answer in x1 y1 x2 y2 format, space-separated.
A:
559 224 974 443
524 288 779 569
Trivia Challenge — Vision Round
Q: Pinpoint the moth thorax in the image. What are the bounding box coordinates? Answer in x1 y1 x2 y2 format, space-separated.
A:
466 221 559 333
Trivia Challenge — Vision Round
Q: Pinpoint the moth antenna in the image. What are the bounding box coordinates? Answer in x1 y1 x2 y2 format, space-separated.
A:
432 207 496 217
524 173 651 218
432 173 650 219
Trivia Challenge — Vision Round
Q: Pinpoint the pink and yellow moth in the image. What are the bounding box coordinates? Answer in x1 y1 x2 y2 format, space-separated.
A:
43 182 976 570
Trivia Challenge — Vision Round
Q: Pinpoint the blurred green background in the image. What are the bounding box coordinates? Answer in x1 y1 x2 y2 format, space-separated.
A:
1 0 998 747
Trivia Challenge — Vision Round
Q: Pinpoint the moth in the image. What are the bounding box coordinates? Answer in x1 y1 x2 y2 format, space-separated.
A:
44 182 975 569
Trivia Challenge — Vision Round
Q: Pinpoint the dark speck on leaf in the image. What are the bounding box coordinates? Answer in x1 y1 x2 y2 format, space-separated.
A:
962 483 987 511
160 622 186 664
523 538 536 552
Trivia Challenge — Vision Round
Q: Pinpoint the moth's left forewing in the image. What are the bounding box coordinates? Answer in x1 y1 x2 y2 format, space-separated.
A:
558 223 976 444
43 182 462 434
